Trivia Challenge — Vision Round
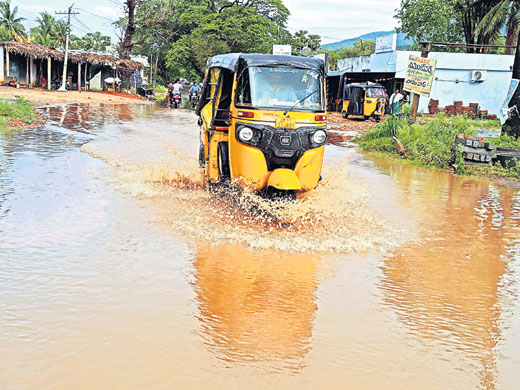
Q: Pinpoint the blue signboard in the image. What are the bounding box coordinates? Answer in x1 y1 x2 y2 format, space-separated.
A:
129 72 143 88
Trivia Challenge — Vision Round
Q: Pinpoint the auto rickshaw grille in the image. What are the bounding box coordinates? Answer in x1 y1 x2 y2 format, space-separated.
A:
235 123 325 170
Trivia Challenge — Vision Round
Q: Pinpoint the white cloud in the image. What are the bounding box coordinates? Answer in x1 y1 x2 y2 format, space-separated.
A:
283 0 402 43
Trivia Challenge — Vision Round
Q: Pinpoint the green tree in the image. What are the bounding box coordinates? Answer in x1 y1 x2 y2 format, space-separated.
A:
80 32 111 51
346 39 375 58
117 0 294 81
30 12 56 46
395 0 505 52
293 30 321 55
166 4 281 77
0 0 26 41
395 0 463 43
477 0 519 54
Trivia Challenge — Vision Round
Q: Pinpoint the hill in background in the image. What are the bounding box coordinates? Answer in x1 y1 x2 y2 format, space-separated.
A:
322 30 414 51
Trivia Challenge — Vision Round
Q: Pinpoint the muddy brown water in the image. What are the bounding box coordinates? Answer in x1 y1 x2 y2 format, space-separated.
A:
1 104 519 389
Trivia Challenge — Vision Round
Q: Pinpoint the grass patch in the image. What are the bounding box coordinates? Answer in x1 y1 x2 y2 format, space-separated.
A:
0 97 38 129
356 113 520 181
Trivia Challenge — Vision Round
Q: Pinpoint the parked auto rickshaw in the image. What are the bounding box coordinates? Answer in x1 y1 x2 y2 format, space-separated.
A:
341 82 387 121
196 53 328 196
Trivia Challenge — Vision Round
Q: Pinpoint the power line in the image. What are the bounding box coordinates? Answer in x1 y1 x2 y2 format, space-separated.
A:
75 7 115 23
72 15 93 33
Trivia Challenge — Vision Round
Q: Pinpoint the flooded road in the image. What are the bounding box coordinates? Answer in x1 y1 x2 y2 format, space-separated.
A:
1 104 519 389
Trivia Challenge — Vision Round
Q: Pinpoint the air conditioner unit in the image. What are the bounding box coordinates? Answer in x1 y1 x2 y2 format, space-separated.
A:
471 70 486 82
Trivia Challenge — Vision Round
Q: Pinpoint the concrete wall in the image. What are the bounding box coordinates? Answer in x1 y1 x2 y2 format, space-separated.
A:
338 50 514 116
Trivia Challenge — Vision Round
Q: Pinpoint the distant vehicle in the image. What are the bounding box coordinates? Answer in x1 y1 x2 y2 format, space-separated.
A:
137 86 156 101
189 92 199 109
168 90 182 108
196 53 328 197
341 82 387 122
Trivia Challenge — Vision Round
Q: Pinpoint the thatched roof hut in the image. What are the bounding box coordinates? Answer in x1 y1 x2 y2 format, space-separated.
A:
0 41 64 61
0 41 143 70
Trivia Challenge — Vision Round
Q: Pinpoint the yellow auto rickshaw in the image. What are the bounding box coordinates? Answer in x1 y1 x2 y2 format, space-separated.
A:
341 82 386 121
196 53 328 196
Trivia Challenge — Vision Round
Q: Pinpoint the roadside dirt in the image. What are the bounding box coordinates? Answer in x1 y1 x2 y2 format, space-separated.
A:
327 111 381 135
0 86 154 106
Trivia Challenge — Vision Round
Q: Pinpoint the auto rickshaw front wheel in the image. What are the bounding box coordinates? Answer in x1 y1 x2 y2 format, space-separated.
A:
341 111 348 119
199 142 205 168
265 187 297 201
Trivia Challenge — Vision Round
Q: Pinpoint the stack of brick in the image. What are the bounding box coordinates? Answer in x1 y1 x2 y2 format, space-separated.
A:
427 99 496 120
454 101 464 115
469 103 479 118
428 99 440 114
445 104 456 115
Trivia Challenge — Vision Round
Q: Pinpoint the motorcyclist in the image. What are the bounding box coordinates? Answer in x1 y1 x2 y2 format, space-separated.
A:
189 81 201 108
189 82 201 96
172 80 183 96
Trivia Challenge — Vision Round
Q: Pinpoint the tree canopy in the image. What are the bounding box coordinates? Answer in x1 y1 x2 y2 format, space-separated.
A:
395 0 519 52
117 0 300 83
0 0 26 40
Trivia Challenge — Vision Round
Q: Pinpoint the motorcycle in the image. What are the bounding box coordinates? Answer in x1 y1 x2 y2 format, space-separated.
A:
169 90 182 108
189 92 199 109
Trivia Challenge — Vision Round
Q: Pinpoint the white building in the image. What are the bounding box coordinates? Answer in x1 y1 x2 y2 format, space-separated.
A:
336 35 514 118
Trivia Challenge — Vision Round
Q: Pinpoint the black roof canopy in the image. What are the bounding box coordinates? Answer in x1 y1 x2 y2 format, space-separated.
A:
345 81 386 89
207 53 325 74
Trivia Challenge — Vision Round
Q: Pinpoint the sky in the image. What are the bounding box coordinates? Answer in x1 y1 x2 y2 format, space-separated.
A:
12 0 402 45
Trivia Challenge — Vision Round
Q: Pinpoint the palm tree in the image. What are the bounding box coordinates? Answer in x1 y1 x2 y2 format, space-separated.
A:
0 0 26 41
477 0 520 137
477 0 519 54
30 11 56 45
49 19 67 49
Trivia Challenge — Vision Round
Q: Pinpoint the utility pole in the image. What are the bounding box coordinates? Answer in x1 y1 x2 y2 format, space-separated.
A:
56 4 79 92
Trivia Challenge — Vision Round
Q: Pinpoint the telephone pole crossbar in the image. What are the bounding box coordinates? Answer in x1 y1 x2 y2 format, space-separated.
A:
56 4 79 92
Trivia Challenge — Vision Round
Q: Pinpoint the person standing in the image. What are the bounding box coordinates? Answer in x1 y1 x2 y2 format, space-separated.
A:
389 89 404 117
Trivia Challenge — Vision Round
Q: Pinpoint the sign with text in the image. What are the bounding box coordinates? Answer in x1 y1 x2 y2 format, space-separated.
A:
273 45 292 56
375 34 397 53
403 55 437 97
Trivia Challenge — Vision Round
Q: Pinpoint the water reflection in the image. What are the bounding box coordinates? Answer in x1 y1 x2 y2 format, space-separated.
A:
192 245 319 372
374 159 520 390
40 103 154 132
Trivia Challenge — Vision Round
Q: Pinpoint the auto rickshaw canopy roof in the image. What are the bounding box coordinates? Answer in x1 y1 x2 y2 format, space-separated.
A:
345 82 385 90
207 53 326 75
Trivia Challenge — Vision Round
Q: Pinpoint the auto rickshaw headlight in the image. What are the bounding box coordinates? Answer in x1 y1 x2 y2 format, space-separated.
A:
312 129 327 144
238 126 254 142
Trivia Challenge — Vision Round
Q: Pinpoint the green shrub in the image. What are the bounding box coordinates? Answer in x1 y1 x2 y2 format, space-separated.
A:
357 114 476 169
0 97 37 127
155 84 167 93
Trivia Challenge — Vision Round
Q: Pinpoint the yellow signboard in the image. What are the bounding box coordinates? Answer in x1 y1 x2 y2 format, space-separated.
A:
403 55 437 97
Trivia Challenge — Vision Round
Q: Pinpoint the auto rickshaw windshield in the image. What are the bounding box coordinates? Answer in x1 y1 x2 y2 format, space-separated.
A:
237 66 324 111
366 88 386 98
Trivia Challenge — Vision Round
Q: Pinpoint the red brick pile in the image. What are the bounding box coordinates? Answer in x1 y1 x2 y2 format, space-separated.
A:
428 99 497 120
